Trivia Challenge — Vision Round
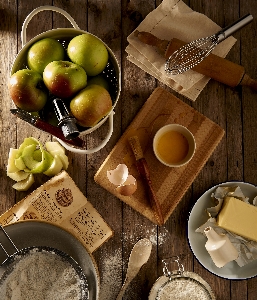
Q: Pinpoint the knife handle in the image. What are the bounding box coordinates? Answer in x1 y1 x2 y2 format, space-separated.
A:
36 119 85 148
136 158 164 225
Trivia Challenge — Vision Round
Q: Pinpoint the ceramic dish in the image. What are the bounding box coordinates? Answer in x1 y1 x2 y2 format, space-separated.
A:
188 181 257 279
0 220 100 300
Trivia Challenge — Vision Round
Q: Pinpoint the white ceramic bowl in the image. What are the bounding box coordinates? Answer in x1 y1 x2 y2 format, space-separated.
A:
153 124 196 167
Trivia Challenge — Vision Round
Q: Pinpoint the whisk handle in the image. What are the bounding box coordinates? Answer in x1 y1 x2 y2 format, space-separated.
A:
217 13 253 43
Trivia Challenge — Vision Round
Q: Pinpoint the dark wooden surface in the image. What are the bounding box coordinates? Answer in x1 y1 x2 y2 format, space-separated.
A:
1 1 257 299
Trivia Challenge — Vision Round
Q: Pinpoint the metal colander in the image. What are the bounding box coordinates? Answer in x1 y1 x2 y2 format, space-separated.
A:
0 226 89 300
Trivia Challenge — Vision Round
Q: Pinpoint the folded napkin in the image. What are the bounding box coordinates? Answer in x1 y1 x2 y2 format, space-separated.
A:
126 0 237 101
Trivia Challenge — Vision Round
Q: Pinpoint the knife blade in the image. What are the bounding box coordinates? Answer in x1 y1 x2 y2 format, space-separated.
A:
10 109 85 148
128 135 164 226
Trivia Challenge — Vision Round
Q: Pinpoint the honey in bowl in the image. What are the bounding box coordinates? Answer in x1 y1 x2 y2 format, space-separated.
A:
153 124 196 167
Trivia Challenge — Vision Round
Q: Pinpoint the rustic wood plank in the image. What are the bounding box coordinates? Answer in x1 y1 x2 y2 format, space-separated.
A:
1 0 257 299
0 1 18 214
120 1 158 299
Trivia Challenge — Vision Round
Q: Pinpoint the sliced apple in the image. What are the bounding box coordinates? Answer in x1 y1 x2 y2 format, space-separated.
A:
43 155 63 177
7 170 30 181
21 144 54 173
17 137 39 156
7 148 20 173
15 156 26 170
12 173 35 191
55 153 69 170
45 141 65 155
33 149 42 161
47 150 69 170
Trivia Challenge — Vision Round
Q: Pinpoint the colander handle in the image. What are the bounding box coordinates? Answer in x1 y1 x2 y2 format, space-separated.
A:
55 110 114 154
21 5 80 47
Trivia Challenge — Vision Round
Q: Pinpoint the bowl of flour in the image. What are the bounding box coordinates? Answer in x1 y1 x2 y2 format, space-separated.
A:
0 246 89 300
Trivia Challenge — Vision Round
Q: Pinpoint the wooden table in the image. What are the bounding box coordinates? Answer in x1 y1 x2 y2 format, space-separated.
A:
1 1 257 299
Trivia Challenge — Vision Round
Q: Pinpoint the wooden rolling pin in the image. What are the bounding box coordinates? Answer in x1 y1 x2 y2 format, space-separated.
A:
135 31 257 91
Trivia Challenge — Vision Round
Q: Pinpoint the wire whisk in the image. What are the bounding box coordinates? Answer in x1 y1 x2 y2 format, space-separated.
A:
165 14 253 75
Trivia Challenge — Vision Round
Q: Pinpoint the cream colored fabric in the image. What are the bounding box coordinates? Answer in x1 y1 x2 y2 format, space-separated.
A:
126 0 236 101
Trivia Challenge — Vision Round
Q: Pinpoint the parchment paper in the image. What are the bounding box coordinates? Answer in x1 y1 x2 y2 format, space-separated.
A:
196 186 257 267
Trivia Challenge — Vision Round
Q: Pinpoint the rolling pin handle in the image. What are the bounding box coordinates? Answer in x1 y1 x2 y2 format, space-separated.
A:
240 74 257 92
134 31 169 55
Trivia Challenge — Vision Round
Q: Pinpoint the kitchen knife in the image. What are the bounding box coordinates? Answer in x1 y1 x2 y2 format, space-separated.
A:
10 109 85 148
135 31 257 91
128 135 164 226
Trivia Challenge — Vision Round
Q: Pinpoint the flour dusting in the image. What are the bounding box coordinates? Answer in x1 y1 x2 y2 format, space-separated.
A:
99 248 122 300
0 250 83 300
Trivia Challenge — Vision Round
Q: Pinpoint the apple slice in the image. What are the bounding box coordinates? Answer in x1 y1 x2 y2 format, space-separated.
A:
33 149 42 161
7 170 30 181
45 141 65 155
12 173 34 191
43 155 63 177
15 156 26 170
21 144 54 173
17 137 39 155
55 153 69 170
7 148 20 173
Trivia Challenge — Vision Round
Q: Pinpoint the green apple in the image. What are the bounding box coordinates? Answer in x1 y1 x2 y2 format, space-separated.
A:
67 33 108 76
21 144 54 173
45 141 66 155
15 156 27 171
27 38 65 74
43 60 87 98
50 152 69 170
70 84 112 127
43 155 63 176
7 170 30 182
87 74 109 91
12 173 35 191
9 69 48 112
7 148 20 173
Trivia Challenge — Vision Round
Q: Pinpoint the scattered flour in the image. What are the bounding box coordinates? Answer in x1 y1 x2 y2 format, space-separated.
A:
0 250 83 300
99 248 122 300
122 225 169 246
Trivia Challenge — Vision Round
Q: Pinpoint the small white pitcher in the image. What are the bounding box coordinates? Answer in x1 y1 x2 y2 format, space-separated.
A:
204 226 239 268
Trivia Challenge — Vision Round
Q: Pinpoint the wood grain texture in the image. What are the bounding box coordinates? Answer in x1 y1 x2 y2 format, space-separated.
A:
95 87 224 225
0 0 257 299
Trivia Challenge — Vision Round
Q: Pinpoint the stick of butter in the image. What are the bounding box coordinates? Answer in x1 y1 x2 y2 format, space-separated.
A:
217 196 257 242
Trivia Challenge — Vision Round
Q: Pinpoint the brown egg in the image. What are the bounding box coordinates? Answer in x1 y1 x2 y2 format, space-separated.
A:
116 175 137 196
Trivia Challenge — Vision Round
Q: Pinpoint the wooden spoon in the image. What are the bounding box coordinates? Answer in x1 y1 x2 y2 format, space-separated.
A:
116 238 152 300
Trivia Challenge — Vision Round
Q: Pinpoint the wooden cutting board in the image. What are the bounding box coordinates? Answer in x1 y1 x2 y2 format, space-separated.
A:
94 87 224 225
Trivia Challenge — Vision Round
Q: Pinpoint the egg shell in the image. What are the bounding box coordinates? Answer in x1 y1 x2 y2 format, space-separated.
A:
107 164 129 186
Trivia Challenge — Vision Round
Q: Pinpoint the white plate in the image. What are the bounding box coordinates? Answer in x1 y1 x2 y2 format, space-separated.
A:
0 220 100 299
188 181 257 280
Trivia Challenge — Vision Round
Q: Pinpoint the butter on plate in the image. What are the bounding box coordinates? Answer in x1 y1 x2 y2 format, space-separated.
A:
217 196 257 242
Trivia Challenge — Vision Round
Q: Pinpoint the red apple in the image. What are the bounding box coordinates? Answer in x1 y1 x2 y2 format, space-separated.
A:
43 60 87 98
9 69 48 112
70 84 112 127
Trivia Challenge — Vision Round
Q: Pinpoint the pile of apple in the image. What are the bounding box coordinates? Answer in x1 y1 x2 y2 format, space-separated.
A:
7 138 69 191
9 33 113 127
